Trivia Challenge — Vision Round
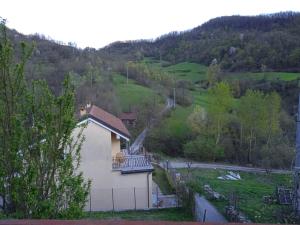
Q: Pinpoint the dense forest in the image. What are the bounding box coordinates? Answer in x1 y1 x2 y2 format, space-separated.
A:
104 12 300 72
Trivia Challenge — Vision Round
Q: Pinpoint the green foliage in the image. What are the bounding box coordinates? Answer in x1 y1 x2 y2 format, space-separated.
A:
207 82 233 145
145 106 192 156
207 61 220 87
237 90 282 163
105 13 300 72
0 21 89 219
184 136 224 161
152 165 174 195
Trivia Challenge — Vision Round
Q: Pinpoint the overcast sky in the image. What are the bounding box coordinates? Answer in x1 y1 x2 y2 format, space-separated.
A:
1 0 299 49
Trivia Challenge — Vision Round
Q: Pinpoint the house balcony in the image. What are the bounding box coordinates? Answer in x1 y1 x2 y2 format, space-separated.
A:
112 154 153 174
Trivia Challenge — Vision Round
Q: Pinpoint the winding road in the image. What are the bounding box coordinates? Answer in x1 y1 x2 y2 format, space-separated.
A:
159 160 291 174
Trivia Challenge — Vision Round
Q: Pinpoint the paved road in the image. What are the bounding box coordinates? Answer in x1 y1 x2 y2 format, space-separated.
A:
160 160 291 174
130 97 174 154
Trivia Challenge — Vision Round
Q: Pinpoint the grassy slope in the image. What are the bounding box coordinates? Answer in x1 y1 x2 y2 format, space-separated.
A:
152 165 174 195
143 58 300 148
113 73 163 112
225 71 300 81
142 59 210 141
143 57 207 82
164 62 207 82
85 208 193 221
181 168 292 223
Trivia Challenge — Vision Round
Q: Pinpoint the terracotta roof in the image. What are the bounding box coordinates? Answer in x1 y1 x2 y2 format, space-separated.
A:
119 112 137 121
84 105 130 139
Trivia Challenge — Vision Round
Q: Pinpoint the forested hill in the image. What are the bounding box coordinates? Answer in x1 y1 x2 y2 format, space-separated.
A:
6 28 104 94
102 12 300 72
5 27 123 113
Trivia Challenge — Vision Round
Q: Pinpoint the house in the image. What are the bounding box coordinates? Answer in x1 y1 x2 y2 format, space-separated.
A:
76 105 153 211
119 111 137 127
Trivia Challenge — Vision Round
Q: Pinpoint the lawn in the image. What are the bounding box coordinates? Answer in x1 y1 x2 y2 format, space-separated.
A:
142 57 208 83
152 165 174 195
113 73 164 112
180 168 293 223
164 62 207 82
84 208 193 221
163 105 194 137
225 71 300 81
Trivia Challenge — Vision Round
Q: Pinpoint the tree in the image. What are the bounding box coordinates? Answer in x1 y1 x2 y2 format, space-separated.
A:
0 21 90 219
185 83 232 161
207 82 233 145
206 59 220 88
238 90 265 163
264 92 281 146
237 90 282 165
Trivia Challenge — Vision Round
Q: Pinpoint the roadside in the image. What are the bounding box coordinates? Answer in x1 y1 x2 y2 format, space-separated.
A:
160 160 291 174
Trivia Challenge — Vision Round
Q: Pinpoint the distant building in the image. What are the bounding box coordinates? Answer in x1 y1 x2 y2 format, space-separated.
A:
75 105 153 211
119 111 137 127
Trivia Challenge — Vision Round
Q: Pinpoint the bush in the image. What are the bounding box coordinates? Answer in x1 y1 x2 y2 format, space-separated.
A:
183 136 224 161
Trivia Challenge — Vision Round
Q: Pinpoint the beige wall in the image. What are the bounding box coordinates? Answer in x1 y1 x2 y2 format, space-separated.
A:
76 119 152 211
112 171 152 210
111 133 121 156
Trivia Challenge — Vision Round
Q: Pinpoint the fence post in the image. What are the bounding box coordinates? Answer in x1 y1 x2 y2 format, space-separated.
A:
112 188 115 212
156 186 159 208
134 187 136 210
89 192 92 213
203 209 207 222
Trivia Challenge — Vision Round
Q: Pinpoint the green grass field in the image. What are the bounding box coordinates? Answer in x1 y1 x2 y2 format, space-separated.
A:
225 71 300 81
163 105 194 137
143 57 208 83
164 62 207 82
113 73 164 111
84 208 193 221
180 168 292 223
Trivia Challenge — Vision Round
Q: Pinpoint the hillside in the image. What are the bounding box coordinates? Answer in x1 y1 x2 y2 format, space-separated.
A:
103 12 300 72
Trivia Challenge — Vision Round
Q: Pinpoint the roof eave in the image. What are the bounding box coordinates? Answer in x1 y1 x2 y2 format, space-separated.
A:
77 117 130 141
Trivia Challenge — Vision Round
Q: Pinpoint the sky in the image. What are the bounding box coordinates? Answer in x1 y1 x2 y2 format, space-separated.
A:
1 0 300 49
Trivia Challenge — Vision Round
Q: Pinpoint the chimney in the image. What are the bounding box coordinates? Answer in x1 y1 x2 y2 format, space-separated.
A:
80 102 92 117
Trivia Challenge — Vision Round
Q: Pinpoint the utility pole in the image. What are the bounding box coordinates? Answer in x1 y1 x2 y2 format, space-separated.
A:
159 50 162 66
173 87 176 108
294 93 300 217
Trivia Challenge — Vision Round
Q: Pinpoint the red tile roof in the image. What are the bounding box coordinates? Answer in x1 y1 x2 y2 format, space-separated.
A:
85 105 130 139
119 112 137 121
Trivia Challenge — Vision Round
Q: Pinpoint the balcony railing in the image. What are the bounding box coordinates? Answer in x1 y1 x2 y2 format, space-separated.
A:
112 155 153 173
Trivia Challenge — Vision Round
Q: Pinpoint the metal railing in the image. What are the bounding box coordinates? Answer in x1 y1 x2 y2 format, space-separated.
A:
112 154 152 170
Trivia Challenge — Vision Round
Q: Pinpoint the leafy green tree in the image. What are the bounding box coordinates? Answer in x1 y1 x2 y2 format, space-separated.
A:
264 92 281 145
238 90 265 163
207 82 233 145
0 20 90 219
